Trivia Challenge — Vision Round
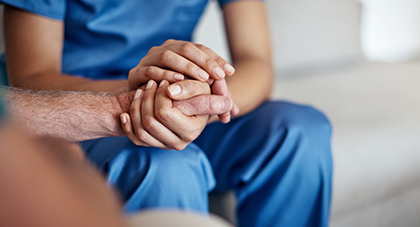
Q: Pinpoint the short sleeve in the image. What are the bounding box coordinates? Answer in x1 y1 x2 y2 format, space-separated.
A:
0 0 66 20
217 0 263 7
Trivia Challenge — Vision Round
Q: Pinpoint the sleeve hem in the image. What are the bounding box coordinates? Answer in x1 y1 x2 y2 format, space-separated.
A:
0 1 65 20
218 0 264 7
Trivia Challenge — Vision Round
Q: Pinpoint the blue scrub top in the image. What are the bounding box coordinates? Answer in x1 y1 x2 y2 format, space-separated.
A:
0 90 6 122
1 0 255 80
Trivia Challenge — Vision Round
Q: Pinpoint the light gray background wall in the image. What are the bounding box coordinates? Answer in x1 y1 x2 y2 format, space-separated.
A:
194 0 363 77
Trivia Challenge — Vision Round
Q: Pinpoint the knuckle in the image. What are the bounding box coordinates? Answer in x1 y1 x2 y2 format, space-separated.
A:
128 68 135 77
205 95 215 112
137 130 149 143
195 44 205 50
165 39 175 44
128 67 140 78
211 96 223 112
148 46 159 54
155 108 170 122
130 105 138 115
204 57 215 68
133 140 142 146
142 117 156 130
186 61 196 72
160 50 172 62
144 66 154 76
163 70 173 79
180 42 194 53
216 56 227 65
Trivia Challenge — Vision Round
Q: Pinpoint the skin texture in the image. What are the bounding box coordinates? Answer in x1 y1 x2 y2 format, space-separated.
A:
3 85 232 144
222 1 274 115
122 80 210 150
128 39 235 89
3 0 273 149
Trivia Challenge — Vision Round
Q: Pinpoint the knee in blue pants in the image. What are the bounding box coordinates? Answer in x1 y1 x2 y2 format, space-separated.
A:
238 102 333 227
195 101 333 227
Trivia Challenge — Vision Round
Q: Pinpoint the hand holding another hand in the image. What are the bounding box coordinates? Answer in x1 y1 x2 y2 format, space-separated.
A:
167 78 239 123
128 39 239 123
120 79 235 150
128 40 236 90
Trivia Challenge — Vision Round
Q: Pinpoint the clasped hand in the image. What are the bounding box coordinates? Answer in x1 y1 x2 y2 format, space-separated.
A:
122 40 239 150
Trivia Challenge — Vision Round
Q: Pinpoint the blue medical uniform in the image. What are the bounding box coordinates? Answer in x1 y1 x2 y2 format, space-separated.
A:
0 90 5 121
1 0 333 226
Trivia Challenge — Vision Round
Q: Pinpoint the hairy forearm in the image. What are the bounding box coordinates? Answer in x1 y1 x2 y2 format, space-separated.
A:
226 56 273 116
4 87 135 142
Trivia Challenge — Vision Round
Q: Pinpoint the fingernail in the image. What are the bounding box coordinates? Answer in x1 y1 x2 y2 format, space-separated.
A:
214 67 225 79
146 80 154 90
223 97 233 112
159 80 167 88
168 84 182 96
197 69 209 81
134 89 142 100
121 114 127 124
224 64 235 74
174 74 184 81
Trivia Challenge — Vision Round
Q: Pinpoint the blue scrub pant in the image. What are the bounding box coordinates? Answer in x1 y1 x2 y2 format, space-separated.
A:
81 101 333 227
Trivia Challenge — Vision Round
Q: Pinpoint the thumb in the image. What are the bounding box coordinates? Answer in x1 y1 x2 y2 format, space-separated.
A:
173 95 233 116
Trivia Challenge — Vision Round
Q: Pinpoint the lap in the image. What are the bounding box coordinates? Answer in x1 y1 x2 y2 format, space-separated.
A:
81 101 331 194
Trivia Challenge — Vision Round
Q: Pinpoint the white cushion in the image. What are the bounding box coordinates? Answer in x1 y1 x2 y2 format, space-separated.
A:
273 62 420 226
127 211 233 227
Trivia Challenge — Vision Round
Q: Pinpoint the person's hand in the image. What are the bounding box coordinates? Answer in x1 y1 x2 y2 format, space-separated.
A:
120 80 233 150
128 39 235 90
165 78 239 123
207 78 240 123
128 39 239 122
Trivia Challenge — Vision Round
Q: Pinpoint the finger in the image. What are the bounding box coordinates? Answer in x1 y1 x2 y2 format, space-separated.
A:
155 80 206 143
218 112 231 124
207 78 215 86
211 79 230 97
129 66 184 90
210 79 232 122
129 89 168 148
170 41 227 80
150 50 210 82
140 66 185 83
130 89 144 140
120 113 149 147
231 104 240 116
173 95 233 116
167 80 211 100
195 43 235 76
141 80 185 150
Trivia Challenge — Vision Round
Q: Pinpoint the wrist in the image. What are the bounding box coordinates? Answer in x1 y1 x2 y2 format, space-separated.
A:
114 90 136 113
106 91 136 136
